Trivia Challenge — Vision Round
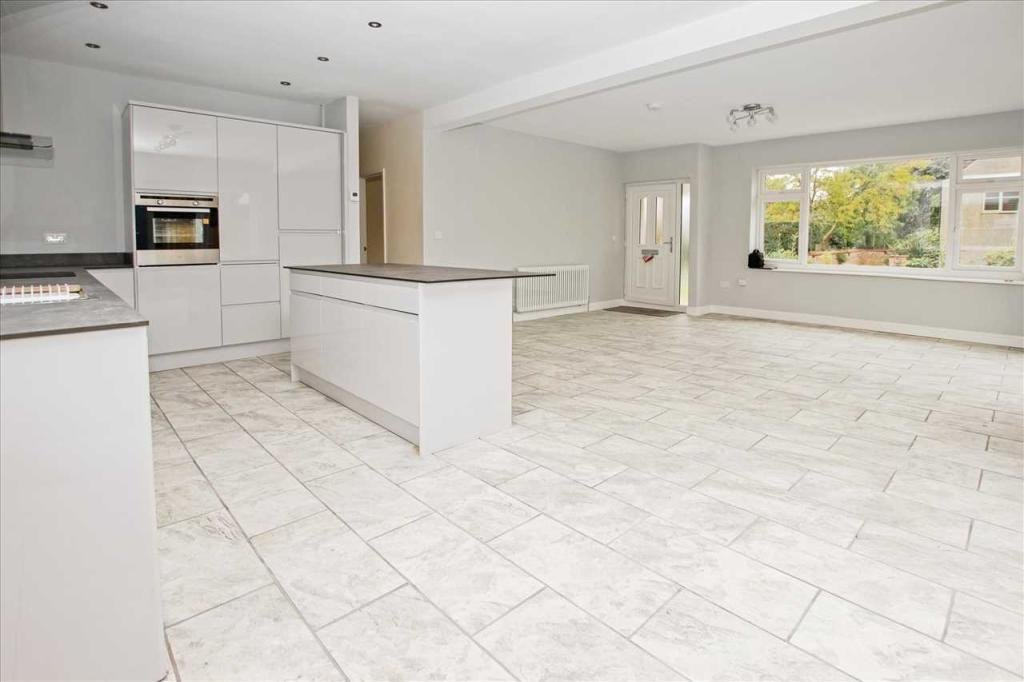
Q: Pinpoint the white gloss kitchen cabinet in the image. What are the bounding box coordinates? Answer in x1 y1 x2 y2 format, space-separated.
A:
221 263 281 345
217 118 279 262
278 126 343 231
137 265 222 354
279 232 342 336
130 105 218 194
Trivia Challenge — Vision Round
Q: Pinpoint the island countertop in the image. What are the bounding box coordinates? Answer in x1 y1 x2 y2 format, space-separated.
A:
0 267 147 341
286 263 555 283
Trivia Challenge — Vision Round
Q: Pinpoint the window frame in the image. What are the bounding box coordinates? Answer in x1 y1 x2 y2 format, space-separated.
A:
980 190 1020 214
751 147 1024 281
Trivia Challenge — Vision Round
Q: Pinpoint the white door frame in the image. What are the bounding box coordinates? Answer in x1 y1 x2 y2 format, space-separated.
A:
361 170 387 263
623 179 688 309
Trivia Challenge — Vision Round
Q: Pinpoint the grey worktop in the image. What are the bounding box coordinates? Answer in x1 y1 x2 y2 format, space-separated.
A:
0 267 147 341
287 263 555 283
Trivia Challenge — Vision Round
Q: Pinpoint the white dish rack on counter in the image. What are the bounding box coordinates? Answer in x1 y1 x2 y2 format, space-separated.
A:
0 283 84 305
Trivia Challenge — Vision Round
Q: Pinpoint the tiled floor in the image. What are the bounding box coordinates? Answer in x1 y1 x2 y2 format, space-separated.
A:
150 311 1024 681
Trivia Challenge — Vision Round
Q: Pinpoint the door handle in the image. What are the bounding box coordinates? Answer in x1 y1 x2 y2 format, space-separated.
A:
663 236 674 253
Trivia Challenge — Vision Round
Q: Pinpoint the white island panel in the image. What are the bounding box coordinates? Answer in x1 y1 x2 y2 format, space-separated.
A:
288 267 523 455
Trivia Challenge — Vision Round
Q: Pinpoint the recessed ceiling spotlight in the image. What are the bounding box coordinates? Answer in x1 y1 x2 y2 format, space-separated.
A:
368 21 382 28
280 81 292 86
89 1 108 8
645 102 663 112
317 56 329 62
85 42 101 49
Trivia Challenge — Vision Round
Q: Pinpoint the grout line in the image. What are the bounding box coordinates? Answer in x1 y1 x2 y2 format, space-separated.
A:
939 591 957 642
627 585 681 639
311 581 409 633
162 631 181 682
785 588 820 642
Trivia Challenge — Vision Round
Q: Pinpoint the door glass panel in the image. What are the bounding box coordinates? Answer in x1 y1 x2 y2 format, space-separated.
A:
958 189 1018 267
638 196 648 244
763 199 800 261
960 155 1022 181
655 196 664 243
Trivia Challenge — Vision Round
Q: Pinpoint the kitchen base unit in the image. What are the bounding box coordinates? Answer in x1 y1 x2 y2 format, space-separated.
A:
287 264 551 455
0 270 164 682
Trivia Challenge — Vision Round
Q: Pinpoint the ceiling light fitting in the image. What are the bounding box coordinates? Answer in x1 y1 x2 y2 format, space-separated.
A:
317 56 329 62
727 103 777 131
89 1 108 8
85 42 101 49
368 21 382 28
280 81 291 86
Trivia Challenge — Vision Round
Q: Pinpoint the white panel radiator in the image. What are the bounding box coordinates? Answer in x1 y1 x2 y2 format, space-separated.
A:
514 265 590 313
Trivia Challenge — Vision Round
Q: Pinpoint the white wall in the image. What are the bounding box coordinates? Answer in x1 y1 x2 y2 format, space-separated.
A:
706 111 1024 339
323 96 361 264
423 125 624 302
0 55 321 254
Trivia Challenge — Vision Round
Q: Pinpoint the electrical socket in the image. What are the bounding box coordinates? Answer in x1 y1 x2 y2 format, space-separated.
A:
719 280 731 288
737 279 748 287
44 232 67 244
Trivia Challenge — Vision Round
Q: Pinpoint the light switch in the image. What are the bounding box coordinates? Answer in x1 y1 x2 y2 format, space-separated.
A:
434 231 443 240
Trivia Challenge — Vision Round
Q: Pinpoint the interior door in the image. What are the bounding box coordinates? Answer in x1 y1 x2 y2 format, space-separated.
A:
625 183 680 305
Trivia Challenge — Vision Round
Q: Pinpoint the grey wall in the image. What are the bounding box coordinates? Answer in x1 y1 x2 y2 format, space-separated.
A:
0 55 321 254
423 125 625 302
707 111 1024 338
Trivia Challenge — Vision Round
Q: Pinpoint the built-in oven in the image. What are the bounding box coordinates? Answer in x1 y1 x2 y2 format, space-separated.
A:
134 193 219 266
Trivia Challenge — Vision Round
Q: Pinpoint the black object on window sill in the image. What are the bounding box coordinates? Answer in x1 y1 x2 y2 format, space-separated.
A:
748 249 765 269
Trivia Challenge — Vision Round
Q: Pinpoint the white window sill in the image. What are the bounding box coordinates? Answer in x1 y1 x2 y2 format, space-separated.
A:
757 266 1024 286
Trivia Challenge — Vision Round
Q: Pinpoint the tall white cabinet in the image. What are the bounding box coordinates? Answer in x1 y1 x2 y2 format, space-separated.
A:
125 102 346 360
131 107 217 193
278 126 343 231
218 118 279 262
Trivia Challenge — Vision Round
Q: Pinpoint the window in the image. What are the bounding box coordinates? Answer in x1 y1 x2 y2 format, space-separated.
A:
982 191 1020 213
754 149 1023 278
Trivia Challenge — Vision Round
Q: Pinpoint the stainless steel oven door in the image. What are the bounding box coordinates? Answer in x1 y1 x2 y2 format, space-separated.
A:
135 194 219 266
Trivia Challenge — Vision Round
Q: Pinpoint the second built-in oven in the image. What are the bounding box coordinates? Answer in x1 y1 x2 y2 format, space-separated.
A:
134 193 219 266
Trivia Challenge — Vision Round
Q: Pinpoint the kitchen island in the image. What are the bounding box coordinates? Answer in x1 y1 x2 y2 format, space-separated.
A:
0 267 165 681
287 264 551 455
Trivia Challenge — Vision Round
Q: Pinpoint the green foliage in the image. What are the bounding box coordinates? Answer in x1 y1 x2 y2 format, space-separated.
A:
807 159 948 259
891 225 942 268
764 200 799 260
985 249 1016 267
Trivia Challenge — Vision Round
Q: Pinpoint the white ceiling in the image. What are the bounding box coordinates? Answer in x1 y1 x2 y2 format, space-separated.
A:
0 0 749 124
490 0 1024 151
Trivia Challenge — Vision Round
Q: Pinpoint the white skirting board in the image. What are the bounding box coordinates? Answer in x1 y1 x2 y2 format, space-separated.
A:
687 305 1023 348
149 338 291 371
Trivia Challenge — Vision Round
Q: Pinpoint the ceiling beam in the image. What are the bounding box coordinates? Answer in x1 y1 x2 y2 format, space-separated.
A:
423 0 947 131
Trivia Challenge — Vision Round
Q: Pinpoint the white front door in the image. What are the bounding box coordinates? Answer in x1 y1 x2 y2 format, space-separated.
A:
625 182 680 305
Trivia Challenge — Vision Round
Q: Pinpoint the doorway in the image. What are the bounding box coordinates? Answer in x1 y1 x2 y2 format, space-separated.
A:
362 171 386 264
624 181 689 307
